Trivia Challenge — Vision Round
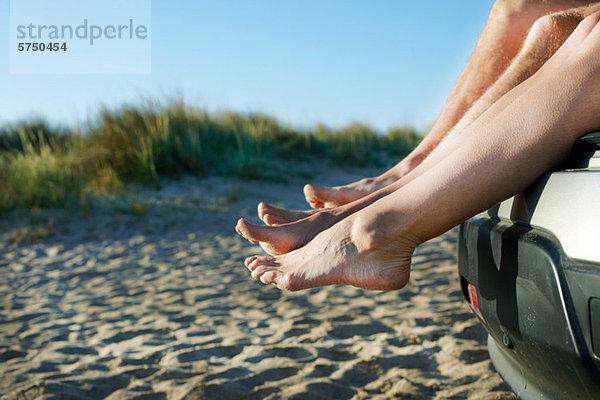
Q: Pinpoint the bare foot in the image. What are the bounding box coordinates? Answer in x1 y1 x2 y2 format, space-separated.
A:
236 210 339 255
244 214 419 291
303 153 429 209
249 174 412 252
304 175 398 209
257 202 318 225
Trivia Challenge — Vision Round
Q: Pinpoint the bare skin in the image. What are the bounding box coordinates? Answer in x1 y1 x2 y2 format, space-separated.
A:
236 3 600 255
243 11 600 291
303 0 599 210
449 2 600 137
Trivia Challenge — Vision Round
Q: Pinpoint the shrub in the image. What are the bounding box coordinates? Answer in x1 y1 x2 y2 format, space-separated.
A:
0 101 422 211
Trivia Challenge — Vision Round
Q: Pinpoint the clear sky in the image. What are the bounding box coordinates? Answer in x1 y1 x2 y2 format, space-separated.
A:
0 0 495 132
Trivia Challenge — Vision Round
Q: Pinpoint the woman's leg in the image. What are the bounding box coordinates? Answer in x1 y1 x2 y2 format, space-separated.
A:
303 0 598 210
237 4 597 255
243 11 600 291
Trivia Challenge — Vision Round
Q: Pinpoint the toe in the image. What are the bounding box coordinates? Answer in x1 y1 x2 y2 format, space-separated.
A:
247 256 272 271
250 266 265 279
260 270 278 285
238 219 294 254
236 218 248 238
247 256 276 272
270 272 303 291
236 218 270 243
262 213 278 226
257 202 269 222
304 184 325 209
260 204 289 225
244 256 258 268
251 262 277 280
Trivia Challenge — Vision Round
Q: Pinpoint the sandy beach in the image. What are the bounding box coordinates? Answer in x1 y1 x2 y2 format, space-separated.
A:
0 167 516 399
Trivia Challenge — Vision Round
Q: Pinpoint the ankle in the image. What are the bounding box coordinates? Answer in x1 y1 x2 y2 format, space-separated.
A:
350 211 421 254
400 152 428 175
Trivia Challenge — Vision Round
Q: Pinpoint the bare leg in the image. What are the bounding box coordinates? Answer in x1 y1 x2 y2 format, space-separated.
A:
237 4 595 255
449 4 600 136
245 11 600 290
303 0 598 209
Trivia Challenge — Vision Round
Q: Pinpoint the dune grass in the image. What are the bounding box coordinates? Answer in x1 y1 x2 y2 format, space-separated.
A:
0 101 422 212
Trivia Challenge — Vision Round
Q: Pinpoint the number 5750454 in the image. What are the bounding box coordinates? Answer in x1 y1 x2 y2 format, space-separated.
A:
17 42 67 52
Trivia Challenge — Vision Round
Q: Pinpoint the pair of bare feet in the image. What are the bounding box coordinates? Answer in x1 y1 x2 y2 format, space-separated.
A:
235 10 600 292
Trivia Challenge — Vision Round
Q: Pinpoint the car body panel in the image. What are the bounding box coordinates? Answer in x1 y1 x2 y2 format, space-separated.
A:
492 170 600 262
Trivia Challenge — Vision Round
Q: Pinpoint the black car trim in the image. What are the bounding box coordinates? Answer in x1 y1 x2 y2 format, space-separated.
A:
459 215 600 399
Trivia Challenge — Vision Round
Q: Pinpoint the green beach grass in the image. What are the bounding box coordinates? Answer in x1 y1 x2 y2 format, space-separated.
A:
0 101 421 212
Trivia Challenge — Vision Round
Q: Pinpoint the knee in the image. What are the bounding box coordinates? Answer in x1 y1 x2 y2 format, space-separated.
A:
577 9 600 39
530 12 581 37
490 0 556 25
491 0 530 16
489 0 535 29
585 9 600 25
577 11 600 62
534 10 600 62
522 12 582 55
488 0 576 51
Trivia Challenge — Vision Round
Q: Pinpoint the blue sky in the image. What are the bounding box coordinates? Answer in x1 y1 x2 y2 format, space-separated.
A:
1 0 495 132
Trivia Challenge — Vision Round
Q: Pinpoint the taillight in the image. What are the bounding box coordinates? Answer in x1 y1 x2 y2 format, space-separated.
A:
467 281 483 319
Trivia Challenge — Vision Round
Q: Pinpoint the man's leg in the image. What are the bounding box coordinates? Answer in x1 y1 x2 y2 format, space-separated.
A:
303 0 597 209
244 11 600 291
449 5 600 136
238 4 596 255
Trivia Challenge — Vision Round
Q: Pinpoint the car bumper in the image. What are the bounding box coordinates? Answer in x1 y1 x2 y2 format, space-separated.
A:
458 213 600 399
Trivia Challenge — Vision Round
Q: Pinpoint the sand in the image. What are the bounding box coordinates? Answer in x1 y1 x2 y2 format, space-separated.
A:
0 168 517 399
